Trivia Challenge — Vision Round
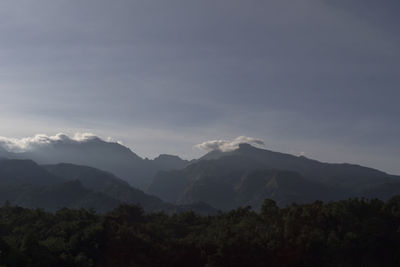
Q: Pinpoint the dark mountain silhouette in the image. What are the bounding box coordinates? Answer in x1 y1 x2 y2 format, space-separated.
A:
153 154 193 170
0 159 216 214
177 169 341 210
43 163 173 212
149 144 400 210
1 141 398 212
0 180 121 213
0 159 64 186
199 144 399 190
0 138 190 189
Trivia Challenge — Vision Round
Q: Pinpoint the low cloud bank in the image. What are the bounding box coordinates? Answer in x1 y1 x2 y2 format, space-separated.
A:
0 133 100 152
195 136 265 152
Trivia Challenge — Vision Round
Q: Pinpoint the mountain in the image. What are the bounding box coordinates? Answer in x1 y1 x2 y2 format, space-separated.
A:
0 138 190 189
149 144 400 210
0 159 216 214
153 154 192 170
0 146 10 159
0 159 119 212
0 181 121 213
198 144 399 191
3 140 397 212
177 169 341 210
0 159 64 186
43 163 173 211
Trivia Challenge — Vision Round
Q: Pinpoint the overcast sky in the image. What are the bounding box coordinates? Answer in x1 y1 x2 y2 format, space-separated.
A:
0 0 399 174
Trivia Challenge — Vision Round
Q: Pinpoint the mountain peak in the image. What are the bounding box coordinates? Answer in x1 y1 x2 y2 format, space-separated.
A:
237 143 258 151
154 154 182 161
200 143 267 161
153 154 191 170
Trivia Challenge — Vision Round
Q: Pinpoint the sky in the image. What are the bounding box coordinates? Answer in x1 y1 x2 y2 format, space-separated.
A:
0 0 399 174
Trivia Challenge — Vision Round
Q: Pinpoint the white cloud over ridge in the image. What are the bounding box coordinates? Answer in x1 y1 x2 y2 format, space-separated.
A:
195 136 265 152
0 133 100 152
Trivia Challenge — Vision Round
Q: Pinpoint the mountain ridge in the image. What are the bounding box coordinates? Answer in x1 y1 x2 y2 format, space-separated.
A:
0 159 216 214
149 143 399 210
0 138 191 189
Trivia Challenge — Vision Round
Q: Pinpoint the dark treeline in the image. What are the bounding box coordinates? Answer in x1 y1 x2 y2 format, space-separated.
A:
1 197 400 267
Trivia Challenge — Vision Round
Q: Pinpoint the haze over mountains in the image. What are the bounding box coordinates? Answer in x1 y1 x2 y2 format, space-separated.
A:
0 133 399 213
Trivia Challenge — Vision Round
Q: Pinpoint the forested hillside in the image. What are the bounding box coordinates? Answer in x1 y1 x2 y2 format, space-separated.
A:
150 144 400 210
0 159 215 215
1 197 400 266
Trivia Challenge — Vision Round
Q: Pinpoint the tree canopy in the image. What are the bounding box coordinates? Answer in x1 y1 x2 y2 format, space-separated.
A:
1 197 400 266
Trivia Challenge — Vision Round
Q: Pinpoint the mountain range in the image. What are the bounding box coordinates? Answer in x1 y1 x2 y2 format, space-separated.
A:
0 137 191 189
149 143 400 210
0 159 215 214
0 138 399 213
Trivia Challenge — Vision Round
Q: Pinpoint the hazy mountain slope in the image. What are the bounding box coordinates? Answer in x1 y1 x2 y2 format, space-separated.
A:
0 138 190 189
0 159 121 212
148 154 277 204
44 163 131 191
43 163 215 214
150 159 343 210
360 182 400 201
180 169 343 210
149 144 400 210
43 163 173 212
200 144 398 190
23 138 153 188
153 154 192 170
0 159 64 186
0 159 216 214
149 170 190 203
1 181 121 213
